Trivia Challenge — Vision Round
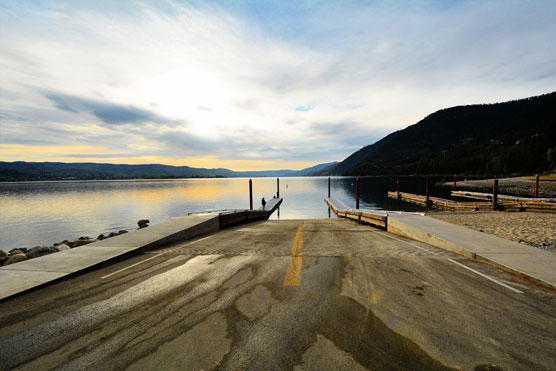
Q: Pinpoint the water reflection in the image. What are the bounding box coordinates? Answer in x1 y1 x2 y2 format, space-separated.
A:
0 176 444 250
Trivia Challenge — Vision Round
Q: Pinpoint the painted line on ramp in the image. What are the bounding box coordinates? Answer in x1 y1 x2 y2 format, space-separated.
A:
448 258 523 294
283 225 304 286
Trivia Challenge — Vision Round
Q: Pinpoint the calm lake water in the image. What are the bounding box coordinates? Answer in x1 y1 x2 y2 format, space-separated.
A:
0 176 451 250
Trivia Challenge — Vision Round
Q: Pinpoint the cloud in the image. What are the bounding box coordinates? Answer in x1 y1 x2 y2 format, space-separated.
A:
1 0 555 170
44 92 185 126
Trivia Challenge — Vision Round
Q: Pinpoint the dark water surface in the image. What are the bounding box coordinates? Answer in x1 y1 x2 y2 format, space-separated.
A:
0 176 451 250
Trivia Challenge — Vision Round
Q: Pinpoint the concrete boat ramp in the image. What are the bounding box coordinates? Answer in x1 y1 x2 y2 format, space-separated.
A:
1 196 555 370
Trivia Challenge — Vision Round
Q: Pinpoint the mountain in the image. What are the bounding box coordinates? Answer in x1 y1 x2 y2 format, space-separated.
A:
293 161 338 176
318 92 556 176
231 162 338 177
234 169 298 178
0 161 337 181
0 162 236 181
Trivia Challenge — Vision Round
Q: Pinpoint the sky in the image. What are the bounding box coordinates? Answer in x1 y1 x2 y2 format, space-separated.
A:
1 0 555 171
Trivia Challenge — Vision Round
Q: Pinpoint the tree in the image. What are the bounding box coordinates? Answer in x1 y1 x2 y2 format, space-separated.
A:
547 146 556 170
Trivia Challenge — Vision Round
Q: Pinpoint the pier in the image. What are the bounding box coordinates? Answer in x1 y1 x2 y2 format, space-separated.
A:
1 186 555 370
388 190 556 212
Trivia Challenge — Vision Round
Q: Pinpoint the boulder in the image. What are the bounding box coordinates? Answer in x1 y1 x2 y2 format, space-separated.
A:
0 256 8 265
3 253 28 266
54 244 70 252
97 234 106 241
54 240 71 248
137 219 150 229
0 249 9 259
10 247 28 254
27 246 58 259
119 230 128 234
73 239 95 248
108 232 119 238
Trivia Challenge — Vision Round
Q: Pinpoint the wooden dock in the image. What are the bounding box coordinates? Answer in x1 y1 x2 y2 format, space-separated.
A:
388 191 556 212
451 190 556 204
325 197 388 228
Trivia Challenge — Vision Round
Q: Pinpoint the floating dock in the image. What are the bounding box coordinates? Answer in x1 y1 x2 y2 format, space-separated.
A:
325 197 388 228
388 191 556 212
451 190 556 212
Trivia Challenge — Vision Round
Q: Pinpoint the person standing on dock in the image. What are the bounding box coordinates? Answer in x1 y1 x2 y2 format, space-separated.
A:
261 197 266 210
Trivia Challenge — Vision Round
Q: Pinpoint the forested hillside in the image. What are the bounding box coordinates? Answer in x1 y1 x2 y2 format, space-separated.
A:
0 161 335 181
319 92 556 176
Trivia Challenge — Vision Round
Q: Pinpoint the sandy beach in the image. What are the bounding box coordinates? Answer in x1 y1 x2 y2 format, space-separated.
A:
428 211 556 250
438 175 556 198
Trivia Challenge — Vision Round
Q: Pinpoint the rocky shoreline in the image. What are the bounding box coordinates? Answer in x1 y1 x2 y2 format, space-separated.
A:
0 219 150 267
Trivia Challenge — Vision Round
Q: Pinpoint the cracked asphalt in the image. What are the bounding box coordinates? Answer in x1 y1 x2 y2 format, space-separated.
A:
0 219 554 370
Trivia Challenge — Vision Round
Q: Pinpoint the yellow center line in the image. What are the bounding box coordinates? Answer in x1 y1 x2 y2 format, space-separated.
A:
283 225 304 286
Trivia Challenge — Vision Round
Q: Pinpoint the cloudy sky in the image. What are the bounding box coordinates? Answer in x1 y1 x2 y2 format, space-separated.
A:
1 0 555 170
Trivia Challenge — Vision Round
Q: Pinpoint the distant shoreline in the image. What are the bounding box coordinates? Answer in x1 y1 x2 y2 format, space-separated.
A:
1 173 553 184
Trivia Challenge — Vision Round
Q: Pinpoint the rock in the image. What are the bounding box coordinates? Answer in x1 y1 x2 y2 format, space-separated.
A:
9 247 28 254
118 230 128 234
73 239 95 248
3 253 28 266
54 240 71 248
0 249 8 259
54 244 70 252
10 248 27 255
108 232 119 238
138 219 150 228
97 234 106 240
28 245 48 253
0 256 8 265
27 246 58 259
78 236 91 241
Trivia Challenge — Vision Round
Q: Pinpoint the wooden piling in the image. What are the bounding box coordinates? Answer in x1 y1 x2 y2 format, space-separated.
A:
453 174 457 191
328 177 331 198
356 177 360 209
493 178 498 210
249 179 253 210
426 176 430 205
277 178 280 198
535 174 539 198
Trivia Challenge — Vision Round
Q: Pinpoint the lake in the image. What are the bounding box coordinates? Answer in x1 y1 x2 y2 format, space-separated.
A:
0 176 451 250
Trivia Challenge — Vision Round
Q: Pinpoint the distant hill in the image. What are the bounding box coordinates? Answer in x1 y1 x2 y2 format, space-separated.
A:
293 161 338 176
317 92 556 176
0 161 336 181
